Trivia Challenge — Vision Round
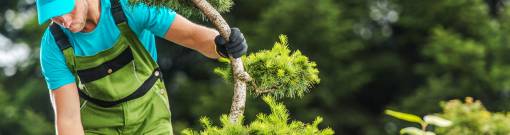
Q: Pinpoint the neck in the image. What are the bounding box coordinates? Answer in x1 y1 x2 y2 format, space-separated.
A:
82 0 101 32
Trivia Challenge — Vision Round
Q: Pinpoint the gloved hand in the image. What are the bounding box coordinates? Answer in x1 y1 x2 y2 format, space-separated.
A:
215 28 248 58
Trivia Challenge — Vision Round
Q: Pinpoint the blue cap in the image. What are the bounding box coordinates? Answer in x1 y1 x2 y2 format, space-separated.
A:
36 0 75 25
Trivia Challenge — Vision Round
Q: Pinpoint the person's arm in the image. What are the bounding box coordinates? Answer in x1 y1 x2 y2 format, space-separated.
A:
163 14 222 59
123 2 246 59
50 83 84 135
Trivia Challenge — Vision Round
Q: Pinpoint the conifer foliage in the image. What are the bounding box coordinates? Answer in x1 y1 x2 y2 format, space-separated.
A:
182 96 334 135
215 35 320 99
128 0 233 18
189 35 328 134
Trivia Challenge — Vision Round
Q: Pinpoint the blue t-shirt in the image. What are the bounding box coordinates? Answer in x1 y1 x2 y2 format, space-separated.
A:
40 0 176 90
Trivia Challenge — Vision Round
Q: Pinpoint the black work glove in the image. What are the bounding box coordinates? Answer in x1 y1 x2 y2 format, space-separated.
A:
215 28 248 58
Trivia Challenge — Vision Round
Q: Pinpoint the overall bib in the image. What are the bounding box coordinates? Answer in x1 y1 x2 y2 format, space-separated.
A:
49 0 172 134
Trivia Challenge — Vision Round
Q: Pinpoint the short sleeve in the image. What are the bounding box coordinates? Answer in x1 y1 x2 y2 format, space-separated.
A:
121 0 177 37
40 29 76 90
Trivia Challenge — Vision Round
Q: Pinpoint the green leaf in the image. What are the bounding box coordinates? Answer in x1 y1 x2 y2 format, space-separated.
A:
385 109 424 124
423 115 452 127
400 127 423 135
400 127 436 135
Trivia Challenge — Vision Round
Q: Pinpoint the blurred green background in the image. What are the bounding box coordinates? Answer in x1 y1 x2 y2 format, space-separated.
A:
1 0 510 134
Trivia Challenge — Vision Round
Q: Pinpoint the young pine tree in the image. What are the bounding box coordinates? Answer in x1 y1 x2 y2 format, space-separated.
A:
128 1 331 134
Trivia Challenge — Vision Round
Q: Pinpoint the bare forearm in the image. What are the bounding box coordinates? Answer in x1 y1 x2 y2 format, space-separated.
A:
51 83 84 135
56 117 84 135
164 14 222 59
190 25 221 59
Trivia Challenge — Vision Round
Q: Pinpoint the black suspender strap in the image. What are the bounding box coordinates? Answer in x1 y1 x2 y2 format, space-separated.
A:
79 68 162 108
49 23 77 73
49 23 72 51
110 0 127 24
76 47 134 83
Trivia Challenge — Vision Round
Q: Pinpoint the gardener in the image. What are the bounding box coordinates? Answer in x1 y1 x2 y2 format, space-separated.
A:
37 0 247 134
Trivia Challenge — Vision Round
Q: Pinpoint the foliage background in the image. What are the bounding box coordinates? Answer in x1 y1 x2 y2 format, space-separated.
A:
1 0 510 134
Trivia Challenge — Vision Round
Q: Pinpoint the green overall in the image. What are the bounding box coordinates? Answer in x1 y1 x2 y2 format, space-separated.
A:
49 0 173 134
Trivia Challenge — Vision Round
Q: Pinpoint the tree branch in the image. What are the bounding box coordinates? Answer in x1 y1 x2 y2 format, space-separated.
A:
191 0 251 123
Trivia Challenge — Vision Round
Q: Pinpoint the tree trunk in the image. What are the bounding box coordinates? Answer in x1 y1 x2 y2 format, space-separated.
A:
191 0 252 123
